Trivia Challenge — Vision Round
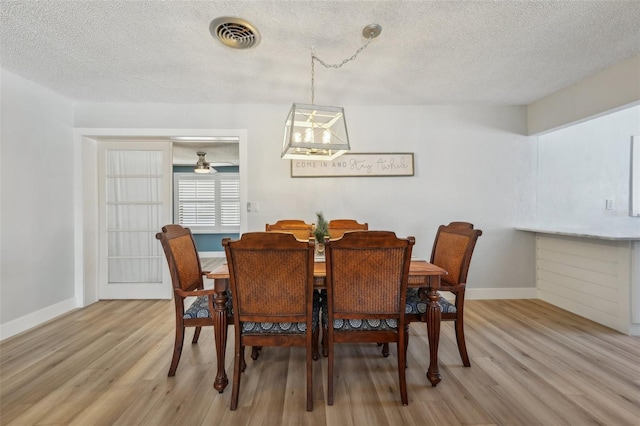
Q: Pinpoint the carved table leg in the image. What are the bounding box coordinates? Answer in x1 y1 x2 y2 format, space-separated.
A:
213 278 229 393
425 279 442 386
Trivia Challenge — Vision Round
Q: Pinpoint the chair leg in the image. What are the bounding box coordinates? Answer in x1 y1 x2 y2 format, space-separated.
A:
306 337 314 411
327 338 334 405
454 319 471 367
250 346 261 360
312 326 320 360
381 342 389 357
322 325 328 357
241 346 247 372
397 340 408 405
404 324 409 368
192 326 201 344
168 325 185 376
230 345 244 410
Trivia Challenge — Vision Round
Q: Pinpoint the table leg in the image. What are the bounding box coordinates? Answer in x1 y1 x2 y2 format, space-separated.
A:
425 279 442 386
213 279 229 393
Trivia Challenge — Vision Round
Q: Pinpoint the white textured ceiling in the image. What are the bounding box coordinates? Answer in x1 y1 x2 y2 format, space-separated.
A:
1 1 639 106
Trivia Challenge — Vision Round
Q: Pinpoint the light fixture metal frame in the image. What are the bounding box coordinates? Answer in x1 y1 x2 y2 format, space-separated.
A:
282 103 350 161
281 24 381 161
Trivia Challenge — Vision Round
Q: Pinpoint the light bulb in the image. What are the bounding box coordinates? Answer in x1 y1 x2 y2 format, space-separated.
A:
293 132 302 142
304 128 313 142
322 130 331 143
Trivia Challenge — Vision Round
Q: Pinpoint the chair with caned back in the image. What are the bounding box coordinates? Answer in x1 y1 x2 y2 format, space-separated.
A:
324 231 414 405
156 224 236 378
264 219 319 360
320 219 370 355
223 232 319 411
400 222 482 367
327 219 369 239
265 219 315 241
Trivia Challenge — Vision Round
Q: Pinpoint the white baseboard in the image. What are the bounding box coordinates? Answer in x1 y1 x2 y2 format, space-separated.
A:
199 251 226 258
439 287 538 301
0 297 77 341
466 287 538 300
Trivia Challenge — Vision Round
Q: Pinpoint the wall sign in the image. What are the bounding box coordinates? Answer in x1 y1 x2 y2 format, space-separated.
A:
291 153 414 177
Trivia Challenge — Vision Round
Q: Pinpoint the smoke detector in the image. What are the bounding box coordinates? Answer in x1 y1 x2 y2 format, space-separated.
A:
209 17 261 49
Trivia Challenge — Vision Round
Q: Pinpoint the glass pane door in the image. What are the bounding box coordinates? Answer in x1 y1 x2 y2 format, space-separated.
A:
98 142 172 299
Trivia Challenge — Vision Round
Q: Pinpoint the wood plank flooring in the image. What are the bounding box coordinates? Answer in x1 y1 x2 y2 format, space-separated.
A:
2 294 639 425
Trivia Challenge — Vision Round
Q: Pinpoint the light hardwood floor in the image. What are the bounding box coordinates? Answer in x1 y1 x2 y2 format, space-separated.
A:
2 292 639 425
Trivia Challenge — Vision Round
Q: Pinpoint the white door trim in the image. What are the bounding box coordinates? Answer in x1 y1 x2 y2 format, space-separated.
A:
73 128 248 307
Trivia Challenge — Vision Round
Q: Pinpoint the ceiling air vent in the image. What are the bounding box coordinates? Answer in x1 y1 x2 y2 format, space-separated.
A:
209 17 261 49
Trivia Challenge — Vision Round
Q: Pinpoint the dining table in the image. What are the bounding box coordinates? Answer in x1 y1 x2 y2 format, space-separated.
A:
207 258 447 393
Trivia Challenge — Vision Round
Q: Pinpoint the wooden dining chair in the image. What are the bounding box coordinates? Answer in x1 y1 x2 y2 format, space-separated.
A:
156 224 232 377
319 219 370 355
265 219 319 360
223 232 319 411
324 231 414 405
265 219 315 241
401 222 482 367
327 219 369 239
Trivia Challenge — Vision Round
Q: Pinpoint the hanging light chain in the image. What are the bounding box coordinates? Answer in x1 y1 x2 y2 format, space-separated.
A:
314 35 374 69
310 34 375 105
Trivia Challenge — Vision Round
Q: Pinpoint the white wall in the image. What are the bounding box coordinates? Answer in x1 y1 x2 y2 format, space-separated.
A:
536 105 640 232
0 70 75 337
75 102 538 292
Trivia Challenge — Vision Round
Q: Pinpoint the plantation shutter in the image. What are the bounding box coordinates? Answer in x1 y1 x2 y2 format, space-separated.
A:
174 173 240 232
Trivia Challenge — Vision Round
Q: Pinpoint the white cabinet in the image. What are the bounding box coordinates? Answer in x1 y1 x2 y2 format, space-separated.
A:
518 227 640 335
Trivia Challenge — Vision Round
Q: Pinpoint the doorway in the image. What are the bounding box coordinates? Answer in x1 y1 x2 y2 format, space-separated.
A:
75 128 248 306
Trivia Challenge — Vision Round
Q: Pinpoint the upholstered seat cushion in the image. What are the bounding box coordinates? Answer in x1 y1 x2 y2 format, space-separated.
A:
183 291 232 319
241 290 321 334
405 288 457 315
320 290 399 330
328 318 398 331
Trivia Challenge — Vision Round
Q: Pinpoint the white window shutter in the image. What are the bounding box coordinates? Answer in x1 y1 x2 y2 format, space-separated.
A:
219 176 241 228
174 173 240 232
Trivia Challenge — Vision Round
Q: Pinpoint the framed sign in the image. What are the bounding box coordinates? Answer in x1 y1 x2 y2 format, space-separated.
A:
291 153 414 178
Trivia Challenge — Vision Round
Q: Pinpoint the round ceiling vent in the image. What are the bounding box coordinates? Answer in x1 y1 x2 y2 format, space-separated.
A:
209 17 261 49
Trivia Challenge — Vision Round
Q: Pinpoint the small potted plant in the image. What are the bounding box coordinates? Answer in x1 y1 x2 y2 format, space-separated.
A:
314 211 329 255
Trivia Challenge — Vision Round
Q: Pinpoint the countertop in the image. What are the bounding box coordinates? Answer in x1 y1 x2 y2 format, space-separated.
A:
516 226 640 241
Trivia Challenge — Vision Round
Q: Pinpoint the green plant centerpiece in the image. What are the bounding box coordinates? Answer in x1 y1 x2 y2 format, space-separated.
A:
314 211 329 255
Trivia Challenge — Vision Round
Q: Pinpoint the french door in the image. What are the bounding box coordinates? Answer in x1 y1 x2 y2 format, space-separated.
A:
98 141 172 299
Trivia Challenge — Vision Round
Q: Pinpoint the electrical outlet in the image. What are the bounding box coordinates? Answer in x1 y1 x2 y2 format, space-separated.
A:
247 201 260 212
605 199 614 210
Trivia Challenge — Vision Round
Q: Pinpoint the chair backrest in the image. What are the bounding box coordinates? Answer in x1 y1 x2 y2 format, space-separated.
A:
325 231 414 318
430 222 482 288
265 219 314 241
156 224 204 293
327 219 369 239
223 232 315 324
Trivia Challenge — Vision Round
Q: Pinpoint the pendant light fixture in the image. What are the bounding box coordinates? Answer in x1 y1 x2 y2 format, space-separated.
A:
281 24 382 161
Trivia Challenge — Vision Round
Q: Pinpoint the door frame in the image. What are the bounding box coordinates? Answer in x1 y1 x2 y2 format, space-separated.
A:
73 128 248 307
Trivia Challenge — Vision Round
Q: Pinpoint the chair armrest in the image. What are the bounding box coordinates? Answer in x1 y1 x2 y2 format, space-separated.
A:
417 283 465 299
439 283 465 293
175 288 219 298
